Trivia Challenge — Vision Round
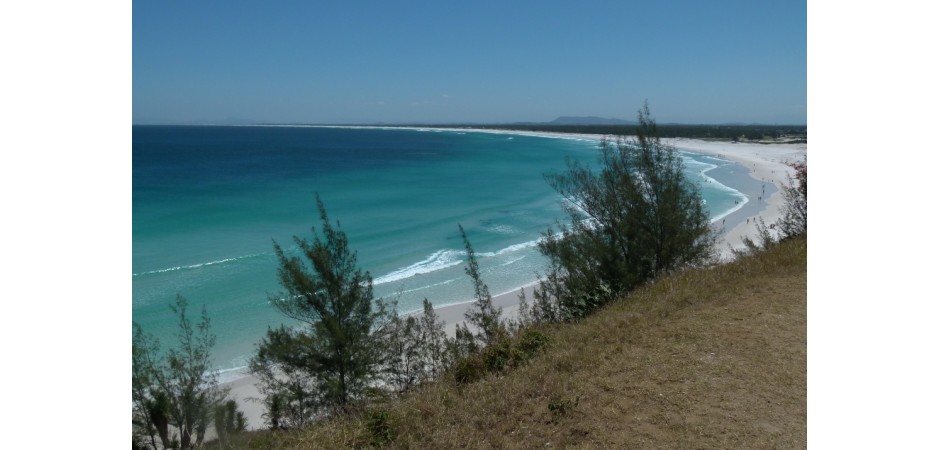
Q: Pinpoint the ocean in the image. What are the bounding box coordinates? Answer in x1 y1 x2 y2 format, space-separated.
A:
132 125 747 375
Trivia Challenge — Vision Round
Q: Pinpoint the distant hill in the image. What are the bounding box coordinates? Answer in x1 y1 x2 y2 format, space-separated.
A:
548 116 634 125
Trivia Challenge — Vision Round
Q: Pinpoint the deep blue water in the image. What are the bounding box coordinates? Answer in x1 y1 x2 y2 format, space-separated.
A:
132 125 744 375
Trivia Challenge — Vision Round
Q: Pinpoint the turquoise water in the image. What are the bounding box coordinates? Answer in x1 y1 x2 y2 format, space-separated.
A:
132 125 744 374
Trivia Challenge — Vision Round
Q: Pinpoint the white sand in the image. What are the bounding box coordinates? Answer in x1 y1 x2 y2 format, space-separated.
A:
220 127 807 431
219 284 538 432
217 370 268 433
662 138 807 258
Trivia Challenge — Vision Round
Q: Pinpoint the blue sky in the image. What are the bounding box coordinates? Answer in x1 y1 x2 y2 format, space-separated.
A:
133 1 806 125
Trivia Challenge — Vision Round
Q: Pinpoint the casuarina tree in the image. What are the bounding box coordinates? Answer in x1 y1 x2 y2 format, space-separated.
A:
251 195 388 427
534 102 716 320
132 295 229 449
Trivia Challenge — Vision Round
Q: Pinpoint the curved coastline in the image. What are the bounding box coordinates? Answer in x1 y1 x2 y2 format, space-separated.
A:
218 127 806 431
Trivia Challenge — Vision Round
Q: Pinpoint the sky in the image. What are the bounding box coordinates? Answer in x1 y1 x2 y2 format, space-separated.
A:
133 1 806 125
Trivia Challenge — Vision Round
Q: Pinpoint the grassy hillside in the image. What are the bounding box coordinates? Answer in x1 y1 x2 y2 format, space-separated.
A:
226 236 806 449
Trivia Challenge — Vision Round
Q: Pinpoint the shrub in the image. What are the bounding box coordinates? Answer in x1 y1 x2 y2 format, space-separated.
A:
453 354 487 385
536 103 716 320
367 410 395 447
778 158 807 239
547 395 580 423
131 296 228 449
251 195 389 427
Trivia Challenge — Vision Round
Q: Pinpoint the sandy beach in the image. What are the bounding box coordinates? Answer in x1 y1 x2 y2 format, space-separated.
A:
221 128 807 431
663 138 807 258
219 283 541 432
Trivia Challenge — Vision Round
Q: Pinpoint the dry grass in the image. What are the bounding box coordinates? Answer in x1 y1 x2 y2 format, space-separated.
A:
225 236 806 449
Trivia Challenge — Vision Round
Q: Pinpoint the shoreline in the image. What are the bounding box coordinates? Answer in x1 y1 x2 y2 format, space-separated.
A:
219 127 806 431
218 282 540 431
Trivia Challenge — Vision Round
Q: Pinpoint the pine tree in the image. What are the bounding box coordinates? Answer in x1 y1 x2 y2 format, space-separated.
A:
455 225 505 347
213 399 247 445
380 298 448 393
536 102 716 319
131 295 228 449
251 195 385 426
778 158 807 239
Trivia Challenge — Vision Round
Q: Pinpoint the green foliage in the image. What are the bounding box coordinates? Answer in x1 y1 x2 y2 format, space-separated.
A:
251 194 387 427
380 299 449 393
481 338 513 372
451 327 551 385
133 324 163 449
452 353 487 385
442 228 554 384
132 295 228 449
514 328 551 360
535 103 716 321
213 399 248 445
250 329 323 429
514 287 533 330
547 395 580 422
456 225 506 347
778 158 807 239
367 410 395 447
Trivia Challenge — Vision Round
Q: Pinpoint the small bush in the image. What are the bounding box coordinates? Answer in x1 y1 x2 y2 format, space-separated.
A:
368 410 395 447
453 354 487 385
482 338 513 372
538 103 716 321
778 158 807 239
213 399 248 444
547 395 580 422
452 327 551 385
515 329 550 361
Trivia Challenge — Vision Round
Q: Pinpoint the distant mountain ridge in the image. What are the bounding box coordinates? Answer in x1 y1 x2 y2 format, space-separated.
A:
548 116 634 125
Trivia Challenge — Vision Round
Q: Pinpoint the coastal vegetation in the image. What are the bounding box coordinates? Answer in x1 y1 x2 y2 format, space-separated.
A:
530 103 716 322
132 296 234 449
221 234 806 448
131 104 807 448
245 194 527 429
778 159 808 239
249 195 388 427
451 224 508 351
736 157 808 257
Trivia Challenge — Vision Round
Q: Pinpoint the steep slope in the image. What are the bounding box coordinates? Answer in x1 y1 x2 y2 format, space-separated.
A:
229 236 806 449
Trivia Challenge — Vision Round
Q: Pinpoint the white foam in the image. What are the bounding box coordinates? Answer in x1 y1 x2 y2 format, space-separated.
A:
487 224 517 235
478 239 541 257
373 237 546 286
398 278 459 295
710 197 749 223
501 256 527 266
214 364 251 385
676 150 750 223
133 253 263 277
496 240 540 255
373 249 464 285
